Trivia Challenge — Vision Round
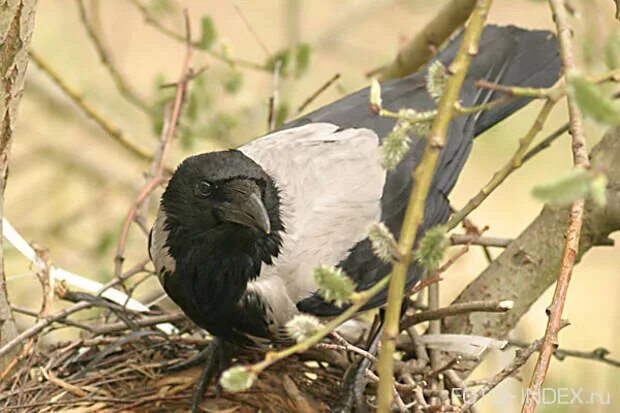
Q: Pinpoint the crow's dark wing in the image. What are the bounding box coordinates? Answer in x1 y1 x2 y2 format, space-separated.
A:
296 25 561 315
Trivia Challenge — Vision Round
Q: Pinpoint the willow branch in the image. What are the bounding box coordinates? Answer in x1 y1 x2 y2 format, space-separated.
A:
375 1 493 410
521 2 591 411
379 0 478 80
447 93 560 230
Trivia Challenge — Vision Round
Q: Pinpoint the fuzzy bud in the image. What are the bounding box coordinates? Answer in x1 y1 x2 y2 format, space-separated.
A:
369 79 382 112
413 225 448 271
286 314 322 343
314 265 355 307
220 365 256 392
381 119 411 170
532 169 607 206
368 222 398 262
426 61 447 103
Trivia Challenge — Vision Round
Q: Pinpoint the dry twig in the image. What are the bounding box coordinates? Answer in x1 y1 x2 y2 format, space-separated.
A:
460 339 541 411
521 2 591 412
509 339 620 368
400 300 513 330
449 234 511 248
113 10 194 282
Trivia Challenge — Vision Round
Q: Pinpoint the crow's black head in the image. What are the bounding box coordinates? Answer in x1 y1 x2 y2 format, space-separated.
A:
160 150 283 264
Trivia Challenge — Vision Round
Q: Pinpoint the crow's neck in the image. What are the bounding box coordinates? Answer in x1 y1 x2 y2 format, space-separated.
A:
164 227 281 338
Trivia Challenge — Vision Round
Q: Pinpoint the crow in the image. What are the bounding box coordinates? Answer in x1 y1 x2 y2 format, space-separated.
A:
149 25 560 412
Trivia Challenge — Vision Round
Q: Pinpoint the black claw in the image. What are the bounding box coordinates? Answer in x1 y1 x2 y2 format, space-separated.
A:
335 341 376 413
163 345 212 373
336 313 388 413
191 350 219 413
188 338 232 413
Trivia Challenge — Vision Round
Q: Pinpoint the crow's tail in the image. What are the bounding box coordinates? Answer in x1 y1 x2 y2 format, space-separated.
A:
429 24 560 137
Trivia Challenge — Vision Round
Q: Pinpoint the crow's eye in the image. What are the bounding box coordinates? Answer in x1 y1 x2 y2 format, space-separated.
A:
194 180 213 198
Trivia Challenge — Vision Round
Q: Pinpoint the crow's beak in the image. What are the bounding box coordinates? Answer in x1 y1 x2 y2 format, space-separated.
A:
219 190 271 234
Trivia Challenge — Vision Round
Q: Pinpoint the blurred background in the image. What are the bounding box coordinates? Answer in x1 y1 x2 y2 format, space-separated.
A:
5 0 619 411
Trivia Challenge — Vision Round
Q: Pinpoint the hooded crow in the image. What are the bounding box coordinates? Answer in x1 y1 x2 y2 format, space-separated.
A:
149 25 560 411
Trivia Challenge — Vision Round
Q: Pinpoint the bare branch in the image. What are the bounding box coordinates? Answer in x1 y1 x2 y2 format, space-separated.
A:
0 301 91 361
443 127 620 380
113 10 194 282
460 339 540 411
401 300 513 330
450 234 511 248
447 94 560 229
509 339 620 368
521 2 592 410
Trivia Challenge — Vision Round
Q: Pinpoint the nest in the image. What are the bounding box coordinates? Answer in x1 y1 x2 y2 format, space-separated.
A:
0 329 345 413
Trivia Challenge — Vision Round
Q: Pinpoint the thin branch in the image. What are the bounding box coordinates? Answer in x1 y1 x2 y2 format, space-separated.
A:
364 370 408 412
521 3 591 412
233 3 270 57
442 127 620 378
29 51 153 163
75 0 152 115
0 244 54 380
240 273 394 380
447 94 560 230
113 10 193 281
113 176 166 280
427 281 441 369
509 339 620 368
521 122 568 163
267 61 282 131
127 0 268 72
425 356 461 380
460 338 541 411
475 79 557 98
0 301 92 361
400 300 513 330
375 1 494 410
297 73 341 114
449 234 511 247
2 219 160 317
11 305 94 332
91 311 185 335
